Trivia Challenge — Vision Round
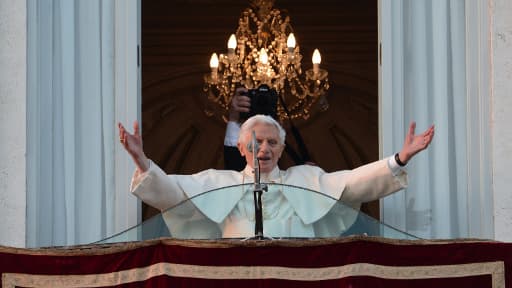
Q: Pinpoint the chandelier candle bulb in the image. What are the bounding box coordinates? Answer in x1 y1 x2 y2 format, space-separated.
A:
287 33 296 55
312 49 321 74
258 48 271 82
259 48 269 65
227 34 237 58
210 53 219 80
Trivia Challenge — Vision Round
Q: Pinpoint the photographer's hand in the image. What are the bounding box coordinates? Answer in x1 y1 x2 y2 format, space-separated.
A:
229 87 251 122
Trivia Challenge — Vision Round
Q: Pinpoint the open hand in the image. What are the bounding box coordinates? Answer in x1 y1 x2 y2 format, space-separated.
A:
399 121 435 164
118 121 149 172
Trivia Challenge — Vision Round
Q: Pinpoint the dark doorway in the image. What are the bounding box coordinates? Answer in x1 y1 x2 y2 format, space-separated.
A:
141 0 379 220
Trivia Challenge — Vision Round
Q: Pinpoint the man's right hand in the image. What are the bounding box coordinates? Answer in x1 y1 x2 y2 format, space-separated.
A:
118 121 150 172
229 87 251 122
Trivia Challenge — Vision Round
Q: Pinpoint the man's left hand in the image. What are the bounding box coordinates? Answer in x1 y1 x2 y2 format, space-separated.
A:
399 121 435 164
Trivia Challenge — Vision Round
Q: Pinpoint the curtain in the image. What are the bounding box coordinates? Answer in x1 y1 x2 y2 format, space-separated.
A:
380 0 493 239
26 0 139 247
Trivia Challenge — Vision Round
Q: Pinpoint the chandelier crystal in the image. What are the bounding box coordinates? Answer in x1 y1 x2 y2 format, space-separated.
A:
204 0 329 122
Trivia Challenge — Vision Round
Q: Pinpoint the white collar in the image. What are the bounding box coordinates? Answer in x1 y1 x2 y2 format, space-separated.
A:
242 165 281 182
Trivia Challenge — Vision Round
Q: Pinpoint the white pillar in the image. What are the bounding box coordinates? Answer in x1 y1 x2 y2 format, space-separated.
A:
0 0 27 247
492 0 512 241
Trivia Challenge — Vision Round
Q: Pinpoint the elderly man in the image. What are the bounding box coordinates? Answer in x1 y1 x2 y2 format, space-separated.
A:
119 115 434 238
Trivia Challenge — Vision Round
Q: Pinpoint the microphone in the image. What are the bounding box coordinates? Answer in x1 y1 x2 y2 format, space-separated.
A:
246 135 259 153
249 131 268 240
250 130 259 178
251 130 262 239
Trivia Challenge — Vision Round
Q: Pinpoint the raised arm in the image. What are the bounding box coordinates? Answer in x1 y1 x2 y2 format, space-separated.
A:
397 121 435 164
118 121 150 173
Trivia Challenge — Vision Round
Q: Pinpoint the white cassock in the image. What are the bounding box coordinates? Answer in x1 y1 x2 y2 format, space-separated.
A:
130 157 407 239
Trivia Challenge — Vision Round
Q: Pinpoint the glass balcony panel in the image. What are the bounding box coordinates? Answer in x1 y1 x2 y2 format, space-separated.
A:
97 184 418 244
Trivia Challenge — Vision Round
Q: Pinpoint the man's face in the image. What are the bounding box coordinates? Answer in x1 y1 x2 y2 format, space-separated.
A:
238 123 285 173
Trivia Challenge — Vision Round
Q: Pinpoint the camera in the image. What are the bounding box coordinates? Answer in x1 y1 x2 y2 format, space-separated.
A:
240 84 278 120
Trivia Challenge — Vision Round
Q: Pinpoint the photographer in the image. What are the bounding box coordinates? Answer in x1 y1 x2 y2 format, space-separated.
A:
224 87 252 171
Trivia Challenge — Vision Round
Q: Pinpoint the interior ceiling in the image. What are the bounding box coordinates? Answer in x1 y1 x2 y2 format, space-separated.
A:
141 0 379 218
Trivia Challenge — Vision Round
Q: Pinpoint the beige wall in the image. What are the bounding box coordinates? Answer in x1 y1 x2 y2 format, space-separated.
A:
0 0 26 247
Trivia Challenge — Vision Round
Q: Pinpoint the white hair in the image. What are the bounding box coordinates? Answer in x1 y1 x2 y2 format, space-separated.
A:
238 114 286 145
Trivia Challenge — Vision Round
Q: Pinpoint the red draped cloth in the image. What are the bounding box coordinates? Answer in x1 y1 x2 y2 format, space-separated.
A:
1 236 510 287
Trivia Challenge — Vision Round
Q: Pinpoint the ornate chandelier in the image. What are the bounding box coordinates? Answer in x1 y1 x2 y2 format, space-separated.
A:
203 0 329 122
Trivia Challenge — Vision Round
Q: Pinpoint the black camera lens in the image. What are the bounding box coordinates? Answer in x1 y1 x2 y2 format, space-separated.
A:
240 84 278 120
